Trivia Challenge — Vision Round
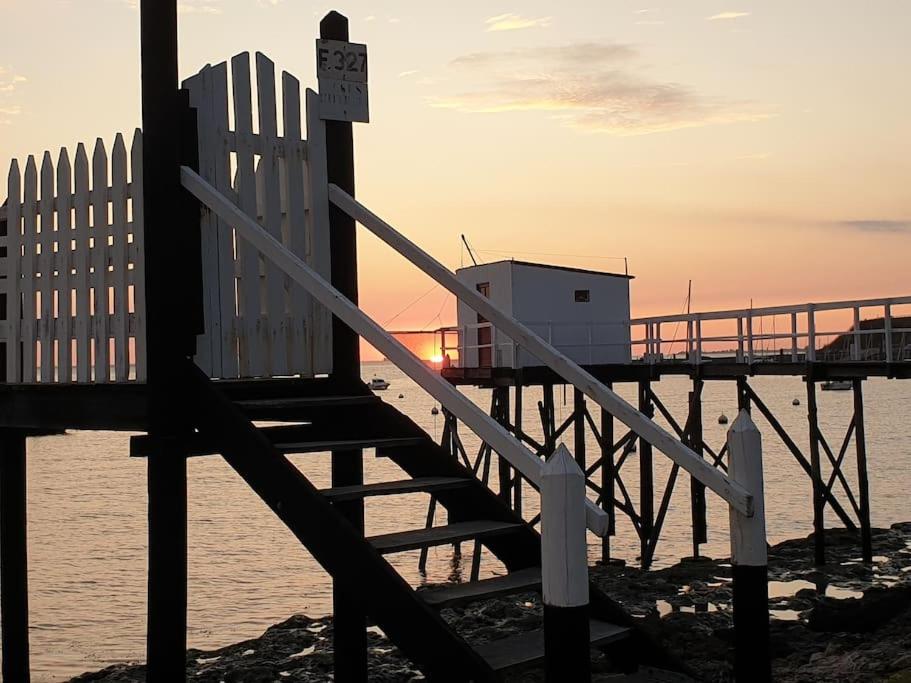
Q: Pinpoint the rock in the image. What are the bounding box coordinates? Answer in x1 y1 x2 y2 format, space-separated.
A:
891 653 911 671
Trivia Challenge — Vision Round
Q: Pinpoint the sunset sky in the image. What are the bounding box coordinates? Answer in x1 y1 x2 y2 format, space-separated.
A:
2 0 909 334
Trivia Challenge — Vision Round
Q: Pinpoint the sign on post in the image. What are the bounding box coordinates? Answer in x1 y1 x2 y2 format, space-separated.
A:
316 39 369 123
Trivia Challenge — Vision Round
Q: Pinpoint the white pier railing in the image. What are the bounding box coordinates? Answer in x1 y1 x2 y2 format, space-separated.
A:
632 296 911 364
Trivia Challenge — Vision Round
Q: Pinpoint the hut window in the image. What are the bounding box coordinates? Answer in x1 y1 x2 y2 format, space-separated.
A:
574 289 591 303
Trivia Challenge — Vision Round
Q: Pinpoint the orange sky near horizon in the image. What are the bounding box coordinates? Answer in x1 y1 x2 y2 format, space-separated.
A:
2 0 909 347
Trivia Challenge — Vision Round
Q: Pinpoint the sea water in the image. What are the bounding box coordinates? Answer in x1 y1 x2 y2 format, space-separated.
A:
10 364 911 681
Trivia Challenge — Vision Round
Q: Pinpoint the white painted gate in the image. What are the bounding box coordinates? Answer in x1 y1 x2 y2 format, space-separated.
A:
184 51 333 379
0 51 332 384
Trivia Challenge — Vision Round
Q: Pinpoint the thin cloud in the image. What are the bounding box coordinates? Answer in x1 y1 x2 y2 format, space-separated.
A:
0 105 22 116
834 220 911 234
433 43 769 135
120 0 221 12
485 13 551 32
707 11 750 20
398 70 419 78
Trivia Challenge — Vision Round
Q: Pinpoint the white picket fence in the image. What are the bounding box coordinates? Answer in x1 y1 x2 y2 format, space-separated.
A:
0 51 333 384
2 132 147 383
183 51 332 379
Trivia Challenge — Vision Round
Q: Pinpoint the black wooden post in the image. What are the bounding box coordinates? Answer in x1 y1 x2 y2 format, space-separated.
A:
514 380 523 515
853 379 873 563
0 430 29 682
320 11 367 681
806 379 826 565
688 380 707 558
573 388 586 472
496 387 512 504
140 0 199 678
638 381 654 568
543 383 555 454
600 400 615 564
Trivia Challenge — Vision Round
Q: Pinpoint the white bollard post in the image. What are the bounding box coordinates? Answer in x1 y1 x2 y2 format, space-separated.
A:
541 444 590 682
727 410 770 682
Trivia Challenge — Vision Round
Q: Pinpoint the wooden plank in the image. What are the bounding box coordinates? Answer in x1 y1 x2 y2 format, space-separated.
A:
320 476 471 502
5 161 22 382
328 185 754 517
111 134 130 381
231 53 263 377
208 62 238 378
255 52 288 375
184 70 217 377
129 130 147 382
368 520 523 554
73 144 91 382
91 139 109 382
20 157 37 383
180 165 611 534
304 89 333 374
421 567 541 609
281 70 310 375
475 619 629 673
38 152 55 382
56 149 73 383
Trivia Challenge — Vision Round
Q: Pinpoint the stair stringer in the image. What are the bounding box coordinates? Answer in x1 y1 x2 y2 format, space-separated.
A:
187 363 499 681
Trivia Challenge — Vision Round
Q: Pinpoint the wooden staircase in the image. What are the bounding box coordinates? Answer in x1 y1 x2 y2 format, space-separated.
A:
132 365 683 680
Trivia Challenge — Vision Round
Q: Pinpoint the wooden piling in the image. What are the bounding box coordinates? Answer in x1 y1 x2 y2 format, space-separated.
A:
0 430 30 682
321 12 367 679
573 388 586 472
688 380 707 558
638 381 655 568
600 397 615 563
853 379 873 563
514 380 524 515
806 379 826 565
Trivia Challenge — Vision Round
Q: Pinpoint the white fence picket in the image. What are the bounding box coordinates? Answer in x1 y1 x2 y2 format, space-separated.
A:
57 149 73 382
74 144 91 382
255 52 289 376
281 71 311 375
21 157 37 382
91 139 109 382
305 89 333 374
231 53 264 377
130 129 147 382
39 152 54 381
111 133 130 380
6 160 22 382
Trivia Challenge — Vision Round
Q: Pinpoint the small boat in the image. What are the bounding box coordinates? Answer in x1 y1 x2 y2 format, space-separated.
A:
792 398 801 406
398 393 404 399
718 414 729 425
821 380 852 391
369 377 390 391
430 406 440 416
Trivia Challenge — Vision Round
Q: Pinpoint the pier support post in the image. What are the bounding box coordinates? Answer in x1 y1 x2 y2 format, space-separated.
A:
853 379 873 563
542 445 591 682
514 379 524 515
638 381 655 568
806 379 826 565
600 396 615 564
573 389 586 473
495 387 512 505
0 430 30 682
727 411 770 682
321 12 367 679
688 380 707 558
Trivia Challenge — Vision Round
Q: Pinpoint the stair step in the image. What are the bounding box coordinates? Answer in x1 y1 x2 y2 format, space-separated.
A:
277 436 426 454
369 520 524 555
474 619 631 673
321 477 472 502
421 568 542 609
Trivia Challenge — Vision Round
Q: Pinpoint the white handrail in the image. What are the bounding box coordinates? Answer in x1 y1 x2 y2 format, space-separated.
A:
179 166 609 535
326 184 752 516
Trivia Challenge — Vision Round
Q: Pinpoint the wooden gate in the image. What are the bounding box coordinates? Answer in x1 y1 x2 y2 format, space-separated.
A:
184 51 332 379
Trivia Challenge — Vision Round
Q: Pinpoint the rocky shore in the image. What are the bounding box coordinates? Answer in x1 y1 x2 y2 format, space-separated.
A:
71 523 911 682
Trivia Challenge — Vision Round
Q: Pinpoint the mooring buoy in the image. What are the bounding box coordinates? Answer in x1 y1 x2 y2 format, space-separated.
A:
718 414 729 425
792 398 801 406
431 406 440 416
